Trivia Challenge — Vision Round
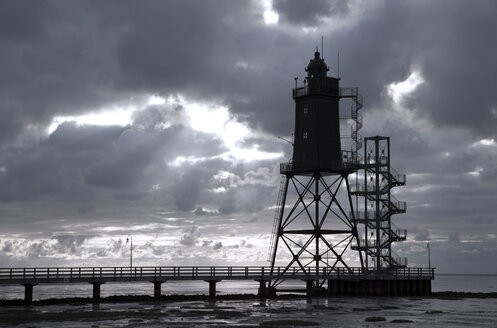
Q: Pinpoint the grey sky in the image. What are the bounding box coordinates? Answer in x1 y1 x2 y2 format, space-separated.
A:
0 0 496 273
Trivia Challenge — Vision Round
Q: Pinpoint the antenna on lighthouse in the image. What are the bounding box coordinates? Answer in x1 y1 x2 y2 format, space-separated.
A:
337 49 340 78
321 36 324 60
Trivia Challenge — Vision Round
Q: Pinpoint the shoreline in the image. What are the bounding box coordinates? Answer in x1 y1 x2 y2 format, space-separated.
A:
1 291 497 307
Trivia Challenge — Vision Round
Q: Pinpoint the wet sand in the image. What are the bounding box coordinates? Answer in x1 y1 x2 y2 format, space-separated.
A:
1 293 497 327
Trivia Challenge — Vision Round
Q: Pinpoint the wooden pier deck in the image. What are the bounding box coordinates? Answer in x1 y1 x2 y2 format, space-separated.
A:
0 266 434 303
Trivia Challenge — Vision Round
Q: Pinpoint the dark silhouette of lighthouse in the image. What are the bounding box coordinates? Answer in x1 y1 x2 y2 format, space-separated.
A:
267 50 407 291
292 50 342 172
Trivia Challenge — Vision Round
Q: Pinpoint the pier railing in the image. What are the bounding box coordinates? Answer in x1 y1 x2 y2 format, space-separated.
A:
0 266 434 284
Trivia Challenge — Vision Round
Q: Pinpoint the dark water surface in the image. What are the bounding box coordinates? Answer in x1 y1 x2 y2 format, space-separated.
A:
1 275 497 327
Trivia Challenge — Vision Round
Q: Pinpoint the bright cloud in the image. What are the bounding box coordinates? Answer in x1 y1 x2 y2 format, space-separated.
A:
47 94 168 134
170 96 283 163
388 70 424 104
478 138 496 146
46 93 282 164
48 107 136 134
261 0 279 24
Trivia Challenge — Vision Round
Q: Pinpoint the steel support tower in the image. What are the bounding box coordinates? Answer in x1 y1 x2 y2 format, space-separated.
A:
351 136 407 269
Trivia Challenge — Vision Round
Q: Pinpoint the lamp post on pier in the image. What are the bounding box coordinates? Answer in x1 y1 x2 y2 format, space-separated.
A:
427 242 431 269
126 234 133 268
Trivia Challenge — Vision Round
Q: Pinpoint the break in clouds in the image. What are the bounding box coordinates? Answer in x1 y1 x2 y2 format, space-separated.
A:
0 0 496 273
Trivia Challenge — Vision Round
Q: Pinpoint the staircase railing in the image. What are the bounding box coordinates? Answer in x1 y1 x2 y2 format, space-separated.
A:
339 87 363 163
267 177 286 262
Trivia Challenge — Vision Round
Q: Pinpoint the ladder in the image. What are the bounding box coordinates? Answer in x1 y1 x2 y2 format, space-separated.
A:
267 177 286 262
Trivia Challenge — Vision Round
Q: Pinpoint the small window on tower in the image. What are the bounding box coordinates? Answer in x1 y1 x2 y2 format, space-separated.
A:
303 107 308 114
303 131 308 139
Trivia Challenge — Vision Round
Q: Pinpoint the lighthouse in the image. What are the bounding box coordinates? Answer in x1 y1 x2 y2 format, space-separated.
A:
292 50 342 172
264 49 423 296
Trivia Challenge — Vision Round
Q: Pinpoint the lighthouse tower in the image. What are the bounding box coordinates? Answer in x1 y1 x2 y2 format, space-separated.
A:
264 50 422 295
292 50 342 172
267 50 365 290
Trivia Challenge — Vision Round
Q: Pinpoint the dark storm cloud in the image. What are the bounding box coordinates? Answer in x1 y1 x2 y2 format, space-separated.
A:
111 0 298 135
0 0 47 42
0 0 125 143
1 0 495 144
0 122 123 202
273 0 349 26
335 1 497 138
402 1 497 136
0 0 496 272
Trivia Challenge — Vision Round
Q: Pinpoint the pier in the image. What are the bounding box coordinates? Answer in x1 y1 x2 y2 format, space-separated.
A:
0 266 434 303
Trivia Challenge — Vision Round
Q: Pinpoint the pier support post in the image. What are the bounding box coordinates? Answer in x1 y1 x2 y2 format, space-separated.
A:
424 280 432 296
411 280 417 296
359 280 367 295
208 280 219 297
337 280 344 296
22 284 35 304
327 279 336 295
305 280 325 296
416 280 422 296
400 280 405 296
341 281 348 295
306 280 313 296
404 280 410 296
153 281 163 299
91 282 104 301
390 280 397 296
383 280 390 296
257 280 276 297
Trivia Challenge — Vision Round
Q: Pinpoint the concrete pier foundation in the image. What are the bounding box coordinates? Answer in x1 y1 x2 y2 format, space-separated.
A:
22 284 35 304
91 282 104 301
326 279 431 296
257 280 276 297
153 281 163 299
306 280 313 296
207 280 219 297
423 280 432 296
306 280 326 296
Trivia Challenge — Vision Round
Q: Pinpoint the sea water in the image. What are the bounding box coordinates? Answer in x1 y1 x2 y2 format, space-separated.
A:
1 275 497 327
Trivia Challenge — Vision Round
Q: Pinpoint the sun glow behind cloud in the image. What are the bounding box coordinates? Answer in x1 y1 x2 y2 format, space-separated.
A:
388 70 424 104
261 0 279 24
47 94 282 164
47 95 171 134
47 106 136 134
174 98 283 164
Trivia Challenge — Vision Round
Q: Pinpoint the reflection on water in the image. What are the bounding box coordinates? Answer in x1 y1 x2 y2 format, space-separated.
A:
1 297 497 327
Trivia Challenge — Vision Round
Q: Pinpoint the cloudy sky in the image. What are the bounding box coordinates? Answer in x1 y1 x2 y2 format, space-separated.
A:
0 0 496 274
